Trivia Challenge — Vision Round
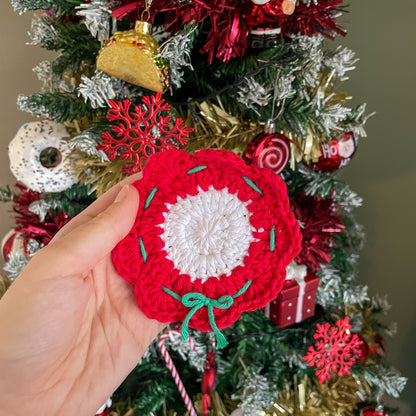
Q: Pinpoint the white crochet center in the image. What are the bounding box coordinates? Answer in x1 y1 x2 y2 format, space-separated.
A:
160 186 256 283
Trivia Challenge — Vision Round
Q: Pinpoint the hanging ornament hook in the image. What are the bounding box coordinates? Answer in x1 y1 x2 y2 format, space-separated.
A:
141 0 153 22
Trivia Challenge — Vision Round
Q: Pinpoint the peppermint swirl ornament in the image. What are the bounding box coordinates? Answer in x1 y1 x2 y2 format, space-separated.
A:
8 120 76 193
245 121 291 175
112 149 302 347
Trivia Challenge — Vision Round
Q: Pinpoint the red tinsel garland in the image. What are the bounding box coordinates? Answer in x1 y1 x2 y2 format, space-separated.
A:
245 0 347 39
291 191 344 271
161 0 249 63
12 184 71 248
108 0 347 62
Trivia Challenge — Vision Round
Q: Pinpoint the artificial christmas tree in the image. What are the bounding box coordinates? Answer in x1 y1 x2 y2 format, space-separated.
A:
0 0 408 415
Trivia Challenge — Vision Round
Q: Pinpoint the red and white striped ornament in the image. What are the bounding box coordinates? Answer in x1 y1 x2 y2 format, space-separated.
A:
158 330 197 416
1 229 25 262
245 120 291 175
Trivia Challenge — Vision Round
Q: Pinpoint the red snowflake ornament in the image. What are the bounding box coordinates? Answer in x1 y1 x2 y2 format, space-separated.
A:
98 93 193 175
303 317 364 383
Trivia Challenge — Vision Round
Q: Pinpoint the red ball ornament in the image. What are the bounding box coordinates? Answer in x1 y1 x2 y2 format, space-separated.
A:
309 132 357 172
245 121 291 175
360 406 386 416
368 334 386 358
1 229 25 262
356 337 369 365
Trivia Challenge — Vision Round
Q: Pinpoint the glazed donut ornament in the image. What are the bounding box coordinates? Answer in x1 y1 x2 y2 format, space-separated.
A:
9 120 76 193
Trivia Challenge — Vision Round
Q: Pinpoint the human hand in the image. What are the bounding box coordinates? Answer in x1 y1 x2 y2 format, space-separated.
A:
0 174 167 416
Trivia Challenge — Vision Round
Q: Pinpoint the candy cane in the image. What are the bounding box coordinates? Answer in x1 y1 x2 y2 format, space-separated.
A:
158 330 197 416
95 398 112 416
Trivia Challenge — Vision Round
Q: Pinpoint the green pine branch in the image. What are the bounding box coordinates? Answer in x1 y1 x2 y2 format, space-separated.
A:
17 92 105 122
12 0 83 15
0 185 18 202
44 183 96 217
31 16 100 74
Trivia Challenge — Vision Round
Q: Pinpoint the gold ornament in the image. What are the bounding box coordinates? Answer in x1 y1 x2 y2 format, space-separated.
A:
97 20 170 93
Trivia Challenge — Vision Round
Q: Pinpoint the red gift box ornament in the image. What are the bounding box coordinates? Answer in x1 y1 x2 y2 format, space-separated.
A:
265 262 319 328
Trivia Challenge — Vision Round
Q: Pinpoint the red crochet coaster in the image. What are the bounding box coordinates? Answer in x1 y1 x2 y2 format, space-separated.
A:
112 149 302 348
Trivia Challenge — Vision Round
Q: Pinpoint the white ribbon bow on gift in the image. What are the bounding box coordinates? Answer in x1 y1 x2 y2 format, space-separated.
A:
285 261 308 323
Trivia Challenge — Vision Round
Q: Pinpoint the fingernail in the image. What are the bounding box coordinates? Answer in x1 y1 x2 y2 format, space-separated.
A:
115 184 130 202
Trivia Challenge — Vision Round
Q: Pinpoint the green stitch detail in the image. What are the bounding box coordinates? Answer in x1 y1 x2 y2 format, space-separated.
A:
234 280 252 297
163 280 252 349
139 237 147 264
242 176 263 195
270 225 276 252
144 187 158 210
186 166 207 174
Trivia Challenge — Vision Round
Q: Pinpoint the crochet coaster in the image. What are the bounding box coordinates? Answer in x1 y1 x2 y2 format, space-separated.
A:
112 149 302 347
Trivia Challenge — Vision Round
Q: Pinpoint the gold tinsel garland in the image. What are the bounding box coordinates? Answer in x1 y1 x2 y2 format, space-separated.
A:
183 101 263 157
74 156 127 196
0 274 11 300
261 376 370 416
67 68 351 196
290 69 350 166
183 69 349 169
112 374 370 416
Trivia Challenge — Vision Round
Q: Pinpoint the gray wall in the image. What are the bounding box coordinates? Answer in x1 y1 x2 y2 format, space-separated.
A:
339 1 416 408
0 1 414 410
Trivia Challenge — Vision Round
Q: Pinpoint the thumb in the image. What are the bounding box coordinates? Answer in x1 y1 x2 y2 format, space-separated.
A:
35 184 140 276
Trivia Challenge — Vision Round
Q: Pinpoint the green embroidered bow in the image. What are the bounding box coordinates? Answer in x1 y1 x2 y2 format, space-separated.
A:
163 280 252 349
